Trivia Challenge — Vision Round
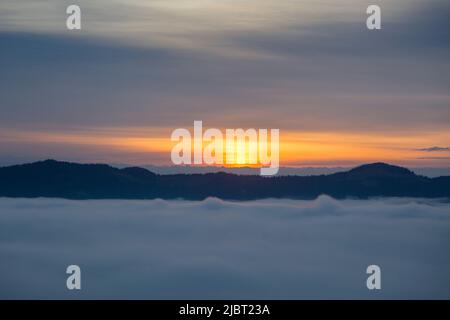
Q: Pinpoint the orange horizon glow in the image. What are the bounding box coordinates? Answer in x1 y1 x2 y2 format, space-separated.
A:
1 127 450 167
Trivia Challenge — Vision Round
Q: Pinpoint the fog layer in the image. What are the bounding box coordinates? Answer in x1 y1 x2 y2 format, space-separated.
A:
0 196 449 299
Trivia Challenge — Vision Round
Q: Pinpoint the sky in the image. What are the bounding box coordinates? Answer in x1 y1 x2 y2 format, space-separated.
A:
1 196 450 299
0 0 449 167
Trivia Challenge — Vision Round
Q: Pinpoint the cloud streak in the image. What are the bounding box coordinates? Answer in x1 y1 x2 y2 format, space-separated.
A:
418 147 450 152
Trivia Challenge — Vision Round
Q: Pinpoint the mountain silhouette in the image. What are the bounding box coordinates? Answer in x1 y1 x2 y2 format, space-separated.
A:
0 159 449 200
346 162 416 178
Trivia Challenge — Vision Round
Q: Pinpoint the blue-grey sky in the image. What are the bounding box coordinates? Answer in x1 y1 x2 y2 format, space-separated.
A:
0 0 449 166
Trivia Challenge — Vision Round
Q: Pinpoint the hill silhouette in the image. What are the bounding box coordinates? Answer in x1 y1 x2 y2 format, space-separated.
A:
0 160 449 200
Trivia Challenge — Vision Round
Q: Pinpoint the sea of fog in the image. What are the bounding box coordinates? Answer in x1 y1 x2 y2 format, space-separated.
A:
0 196 449 299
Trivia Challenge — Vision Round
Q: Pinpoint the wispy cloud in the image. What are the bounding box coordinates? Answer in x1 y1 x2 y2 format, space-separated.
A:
417 157 450 160
417 146 450 152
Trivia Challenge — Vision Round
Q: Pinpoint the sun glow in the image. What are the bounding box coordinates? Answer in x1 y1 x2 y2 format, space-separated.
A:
2 126 450 168
170 122 280 175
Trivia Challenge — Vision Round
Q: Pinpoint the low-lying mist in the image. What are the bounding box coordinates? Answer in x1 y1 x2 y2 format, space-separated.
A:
0 196 449 299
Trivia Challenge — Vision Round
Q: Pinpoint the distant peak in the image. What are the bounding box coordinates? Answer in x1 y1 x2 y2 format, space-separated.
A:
40 159 58 164
28 159 63 166
348 163 415 177
121 166 156 176
26 159 114 170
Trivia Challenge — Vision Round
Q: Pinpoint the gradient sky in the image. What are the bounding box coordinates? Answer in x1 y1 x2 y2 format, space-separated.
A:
0 0 449 167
